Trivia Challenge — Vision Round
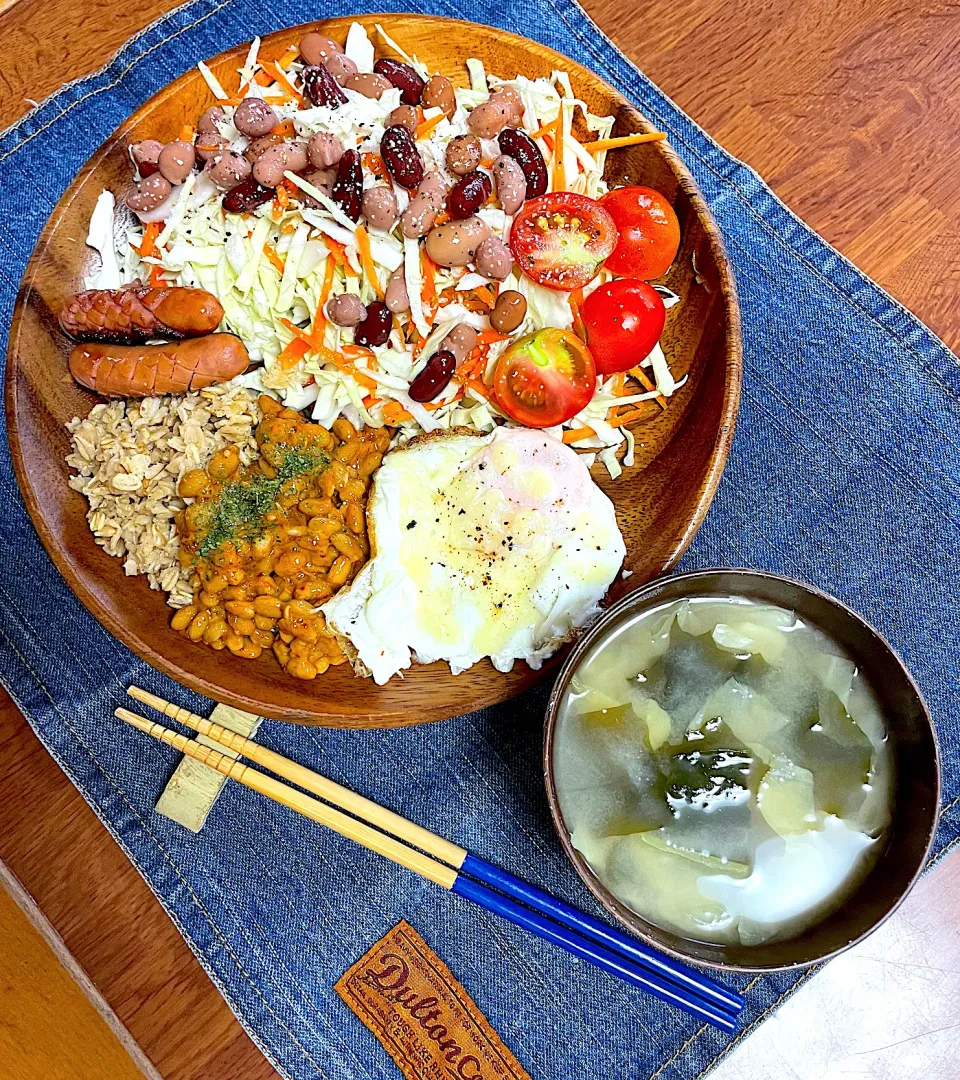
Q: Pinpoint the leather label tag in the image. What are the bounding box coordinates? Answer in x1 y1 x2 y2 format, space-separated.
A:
335 919 530 1080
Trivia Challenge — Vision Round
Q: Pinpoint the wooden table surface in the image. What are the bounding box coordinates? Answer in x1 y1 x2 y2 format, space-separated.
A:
1 2 958 1078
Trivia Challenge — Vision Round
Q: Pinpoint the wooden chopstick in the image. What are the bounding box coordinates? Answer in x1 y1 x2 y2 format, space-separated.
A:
125 687 744 1019
127 686 467 868
116 705 738 1032
116 708 457 887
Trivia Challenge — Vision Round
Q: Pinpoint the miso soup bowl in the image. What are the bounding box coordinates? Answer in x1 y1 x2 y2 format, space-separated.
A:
543 568 941 973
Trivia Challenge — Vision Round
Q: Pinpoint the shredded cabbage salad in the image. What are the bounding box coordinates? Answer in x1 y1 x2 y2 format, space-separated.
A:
89 22 686 477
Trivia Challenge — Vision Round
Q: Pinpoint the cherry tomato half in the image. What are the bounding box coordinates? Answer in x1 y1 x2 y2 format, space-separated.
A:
581 279 666 376
494 328 597 427
509 193 618 292
599 186 680 279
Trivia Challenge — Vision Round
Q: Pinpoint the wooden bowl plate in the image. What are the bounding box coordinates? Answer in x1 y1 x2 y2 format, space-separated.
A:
6 14 741 726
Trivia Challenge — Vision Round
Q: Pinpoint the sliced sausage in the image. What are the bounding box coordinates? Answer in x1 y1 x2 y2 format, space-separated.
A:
69 335 249 397
60 287 224 343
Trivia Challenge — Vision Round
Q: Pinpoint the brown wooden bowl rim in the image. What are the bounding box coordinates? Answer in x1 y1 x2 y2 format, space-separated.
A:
6 14 742 725
542 567 942 972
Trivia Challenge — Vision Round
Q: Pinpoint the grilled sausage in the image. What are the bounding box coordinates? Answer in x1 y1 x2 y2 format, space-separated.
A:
59 287 224 344
69 335 249 397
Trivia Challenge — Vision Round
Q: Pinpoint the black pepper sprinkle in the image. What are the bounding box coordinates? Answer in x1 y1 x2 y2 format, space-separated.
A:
407 521 417 529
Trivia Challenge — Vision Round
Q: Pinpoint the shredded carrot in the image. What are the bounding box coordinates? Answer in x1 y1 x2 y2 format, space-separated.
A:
421 250 438 310
277 45 299 69
254 70 273 87
354 226 383 299
416 112 446 140
552 108 566 192
149 264 165 286
362 394 379 408
259 60 303 104
612 372 626 395
531 120 552 139
271 119 296 138
432 209 451 228
263 244 285 275
325 238 347 265
562 426 596 443
278 336 310 370
381 401 408 424
178 124 195 143
280 223 296 234
362 152 388 177
341 344 376 361
476 329 507 347
138 221 161 259
311 256 337 337
629 364 668 410
280 315 378 390
273 184 290 213
581 132 667 153
479 157 496 169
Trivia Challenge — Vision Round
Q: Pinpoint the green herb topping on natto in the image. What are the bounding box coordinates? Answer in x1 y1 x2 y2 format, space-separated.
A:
196 447 329 558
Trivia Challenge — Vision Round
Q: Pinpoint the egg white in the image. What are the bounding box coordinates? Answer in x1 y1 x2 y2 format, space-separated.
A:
322 427 626 685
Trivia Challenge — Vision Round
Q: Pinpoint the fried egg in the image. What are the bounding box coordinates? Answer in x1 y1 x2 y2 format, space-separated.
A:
322 427 626 684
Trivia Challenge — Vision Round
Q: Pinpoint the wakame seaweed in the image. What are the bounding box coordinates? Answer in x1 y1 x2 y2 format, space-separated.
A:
196 447 328 558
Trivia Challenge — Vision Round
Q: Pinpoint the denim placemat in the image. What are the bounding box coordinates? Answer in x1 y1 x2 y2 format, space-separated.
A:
1 2 958 1078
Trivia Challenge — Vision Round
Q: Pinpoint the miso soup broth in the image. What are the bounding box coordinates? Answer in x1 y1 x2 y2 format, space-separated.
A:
553 597 893 947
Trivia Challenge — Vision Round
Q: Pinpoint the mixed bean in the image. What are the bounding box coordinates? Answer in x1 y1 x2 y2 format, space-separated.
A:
173 395 388 680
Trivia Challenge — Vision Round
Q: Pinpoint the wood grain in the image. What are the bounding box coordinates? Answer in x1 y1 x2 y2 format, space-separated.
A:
0 1 958 1079
0 864 151 1080
5 15 740 727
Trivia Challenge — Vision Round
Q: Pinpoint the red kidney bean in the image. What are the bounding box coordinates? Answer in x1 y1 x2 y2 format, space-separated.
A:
205 151 251 189
307 131 344 169
299 32 342 66
302 65 347 109
331 149 363 221
325 53 358 85
380 124 424 190
446 170 492 220
158 140 196 184
373 58 425 105
354 301 392 347
409 350 455 402
125 173 171 211
233 98 277 137
222 176 273 213
131 140 163 177
497 129 547 198
197 106 226 134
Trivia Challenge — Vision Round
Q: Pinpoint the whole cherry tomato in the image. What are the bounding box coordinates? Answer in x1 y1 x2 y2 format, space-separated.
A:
599 186 680 279
509 192 618 291
493 328 597 427
580 279 666 376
